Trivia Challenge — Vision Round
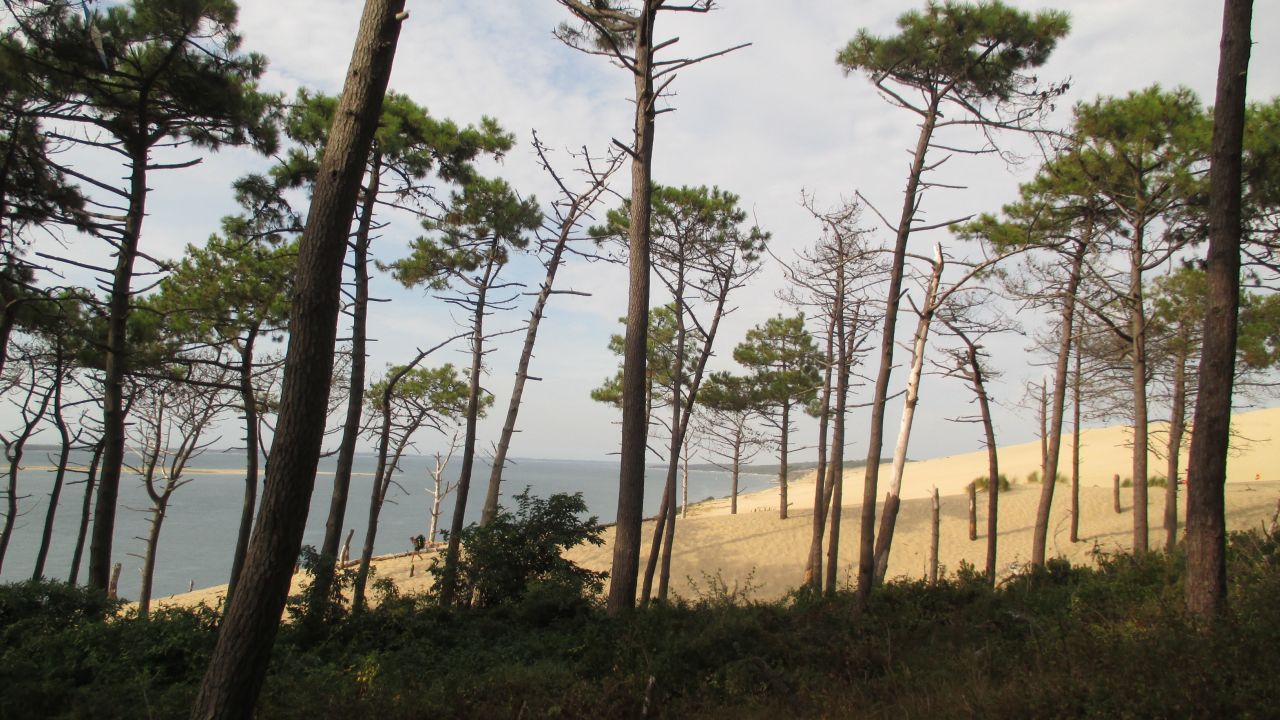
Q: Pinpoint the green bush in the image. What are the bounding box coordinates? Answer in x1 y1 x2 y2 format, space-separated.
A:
429 489 607 608
973 473 1011 492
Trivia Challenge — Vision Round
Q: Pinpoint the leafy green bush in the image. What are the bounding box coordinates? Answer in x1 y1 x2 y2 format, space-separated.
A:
430 489 607 608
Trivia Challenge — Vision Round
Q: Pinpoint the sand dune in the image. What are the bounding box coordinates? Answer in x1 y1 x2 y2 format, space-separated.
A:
155 407 1280 609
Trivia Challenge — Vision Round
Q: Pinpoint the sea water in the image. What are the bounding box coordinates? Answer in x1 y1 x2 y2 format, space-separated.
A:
0 449 767 602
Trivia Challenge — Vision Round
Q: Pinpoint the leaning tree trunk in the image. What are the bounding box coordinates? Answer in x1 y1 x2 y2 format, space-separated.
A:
438 260 494 606
641 273 686 605
32 354 70 581
609 3 659 615
873 247 943 584
481 186 585 525
138 494 171 617
858 99 941 604
226 326 260 606
647 272 734 602
88 148 148 591
1186 0 1251 620
975 357 1000 583
310 151 379 621
190 3 405 715
1031 238 1086 565
1165 347 1187 550
68 442 104 585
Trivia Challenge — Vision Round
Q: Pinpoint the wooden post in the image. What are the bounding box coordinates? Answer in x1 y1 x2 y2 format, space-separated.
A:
967 482 977 541
107 562 122 600
929 487 940 584
1113 473 1122 514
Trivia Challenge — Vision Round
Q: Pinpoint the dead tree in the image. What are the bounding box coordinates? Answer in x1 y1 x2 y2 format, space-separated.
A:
126 370 229 616
480 137 623 525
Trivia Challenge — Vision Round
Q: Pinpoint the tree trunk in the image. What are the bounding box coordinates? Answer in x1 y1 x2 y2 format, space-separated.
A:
928 487 940 584
1166 348 1187 550
1070 331 1082 543
68 441 103 585
873 246 943 584
1113 474 1122 514
1032 239 1085 565
967 483 977 542
858 100 941 604
32 354 70 581
438 258 494 606
312 150 380 617
226 326 260 606
1129 231 1151 554
1186 0 1251 619
730 434 741 514
481 187 581 525
969 344 1000 582
190 3 404 715
778 403 790 520
138 498 170 617
804 319 835 588
824 287 851 596
89 146 148 591
352 370 400 613
642 274 686 604
609 3 658 615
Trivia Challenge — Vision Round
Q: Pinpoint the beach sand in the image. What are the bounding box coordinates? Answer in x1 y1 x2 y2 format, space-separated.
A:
154 407 1280 609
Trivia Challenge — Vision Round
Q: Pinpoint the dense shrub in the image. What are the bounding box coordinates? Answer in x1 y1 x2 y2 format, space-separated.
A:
4 530 1280 718
429 489 607 608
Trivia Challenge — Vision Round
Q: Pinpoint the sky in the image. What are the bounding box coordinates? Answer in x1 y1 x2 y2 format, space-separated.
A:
28 0 1280 465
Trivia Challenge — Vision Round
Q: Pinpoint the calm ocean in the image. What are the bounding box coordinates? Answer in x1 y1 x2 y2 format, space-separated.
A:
1 449 766 601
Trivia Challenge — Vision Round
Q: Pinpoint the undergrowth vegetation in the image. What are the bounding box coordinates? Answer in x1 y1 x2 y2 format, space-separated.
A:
2 529 1278 719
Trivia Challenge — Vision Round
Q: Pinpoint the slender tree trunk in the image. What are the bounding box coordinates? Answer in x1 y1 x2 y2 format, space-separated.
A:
642 274 686 604
778 403 790 520
226 327 260 605
967 483 977 542
1071 331 1082 543
609 3 658 614
1113 473 1122 514
681 438 689 519
873 247 943 584
138 499 169 617
310 152 379 619
68 442 103 585
730 434 741 514
481 191 580 525
805 319 834 588
1130 232 1151 553
190 4 405 714
928 487 940 584
970 345 1000 583
353 416 420 611
1187 0 1251 619
438 260 493 606
89 148 148 591
1166 348 1187 550
647 275 734 601
824 292 851 596
32 355 70 580
1032 239 1086 564
859 101 940 603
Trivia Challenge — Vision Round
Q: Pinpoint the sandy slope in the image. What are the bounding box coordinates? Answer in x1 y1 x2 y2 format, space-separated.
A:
154 407 1280 609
